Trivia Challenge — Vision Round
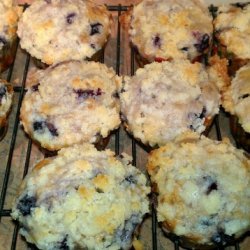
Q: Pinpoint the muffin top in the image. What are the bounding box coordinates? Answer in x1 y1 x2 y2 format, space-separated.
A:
17 0 112 65
147 132 250 246
20 60 121 151
0 79 13 125
0 0 22 49
222 63 250 133
120 60 221 147
129 0 213 62
214 3 250 60
11 143 150 250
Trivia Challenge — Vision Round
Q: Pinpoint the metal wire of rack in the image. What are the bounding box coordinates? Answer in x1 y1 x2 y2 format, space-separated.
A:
0 4 249 250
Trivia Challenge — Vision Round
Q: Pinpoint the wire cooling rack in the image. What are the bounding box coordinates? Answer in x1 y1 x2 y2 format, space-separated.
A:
0 5 249 250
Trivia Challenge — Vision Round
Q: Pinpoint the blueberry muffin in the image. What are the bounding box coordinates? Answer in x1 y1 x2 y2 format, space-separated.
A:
129 0 213 63
147 132 250 247
0 79 13 139
11 143 150 250
17 0 112 65
222 63 250 152
214 2 250 75
0 0 22 72
20 60 121 151
120 60 221 147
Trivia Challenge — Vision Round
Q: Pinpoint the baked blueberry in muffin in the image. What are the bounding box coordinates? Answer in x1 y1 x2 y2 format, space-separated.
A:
12 144 150 250
147 132 250 247
129 0 213 63
20 61 121 151
17 0 112 65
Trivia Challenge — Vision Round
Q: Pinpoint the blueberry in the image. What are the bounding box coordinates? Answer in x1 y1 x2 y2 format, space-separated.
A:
66 12 76 24
90 43 96 49
231 2 250 9
0 85 6 104
17 194 36 216
31 83 40 92
73 88 102 99
211 230 235 246
0 36 7 46
95 187 104 193
116 215 139 245
90 23 103 35
57 236 69 250
203 176 217 195
239 93 249 99
124 175 137 184
152 35 161 48
194 34 210 53
33 121 44 132
45 122 59 137
112 91 119 98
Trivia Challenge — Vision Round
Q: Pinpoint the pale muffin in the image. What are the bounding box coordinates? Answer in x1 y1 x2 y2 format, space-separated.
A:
20 61 121 151
129 0 213 63
17 0 112 65
147 132 250 247
12 143 150 250
120 60 221 147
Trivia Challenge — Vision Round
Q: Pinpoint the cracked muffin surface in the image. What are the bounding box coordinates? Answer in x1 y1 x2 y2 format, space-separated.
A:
120 60 220 147
20 60 121 151
11 143 150 250
17 0 112 65
147 132 250 246
129 0 212 62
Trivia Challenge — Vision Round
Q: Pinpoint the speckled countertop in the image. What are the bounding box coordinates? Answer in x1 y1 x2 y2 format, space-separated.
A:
0 1 249 250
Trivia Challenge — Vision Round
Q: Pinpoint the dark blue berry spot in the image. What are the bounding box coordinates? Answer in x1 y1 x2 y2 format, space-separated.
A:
194 34 210 53
90 23 103 35
231 2 250 9
239 93 249 99
90 43 96 49
31 83 40 92
181 47 189 51
116 214 139 245
56 236 69 250
153 35 161 48
74 88 102 99
95 187 104 193
45 122 59 137
124 175 137 184
17 194 36 216
66 12 76 24
203 176 217 195
33 121 44 132
206 182 217 195
0 85 7 104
